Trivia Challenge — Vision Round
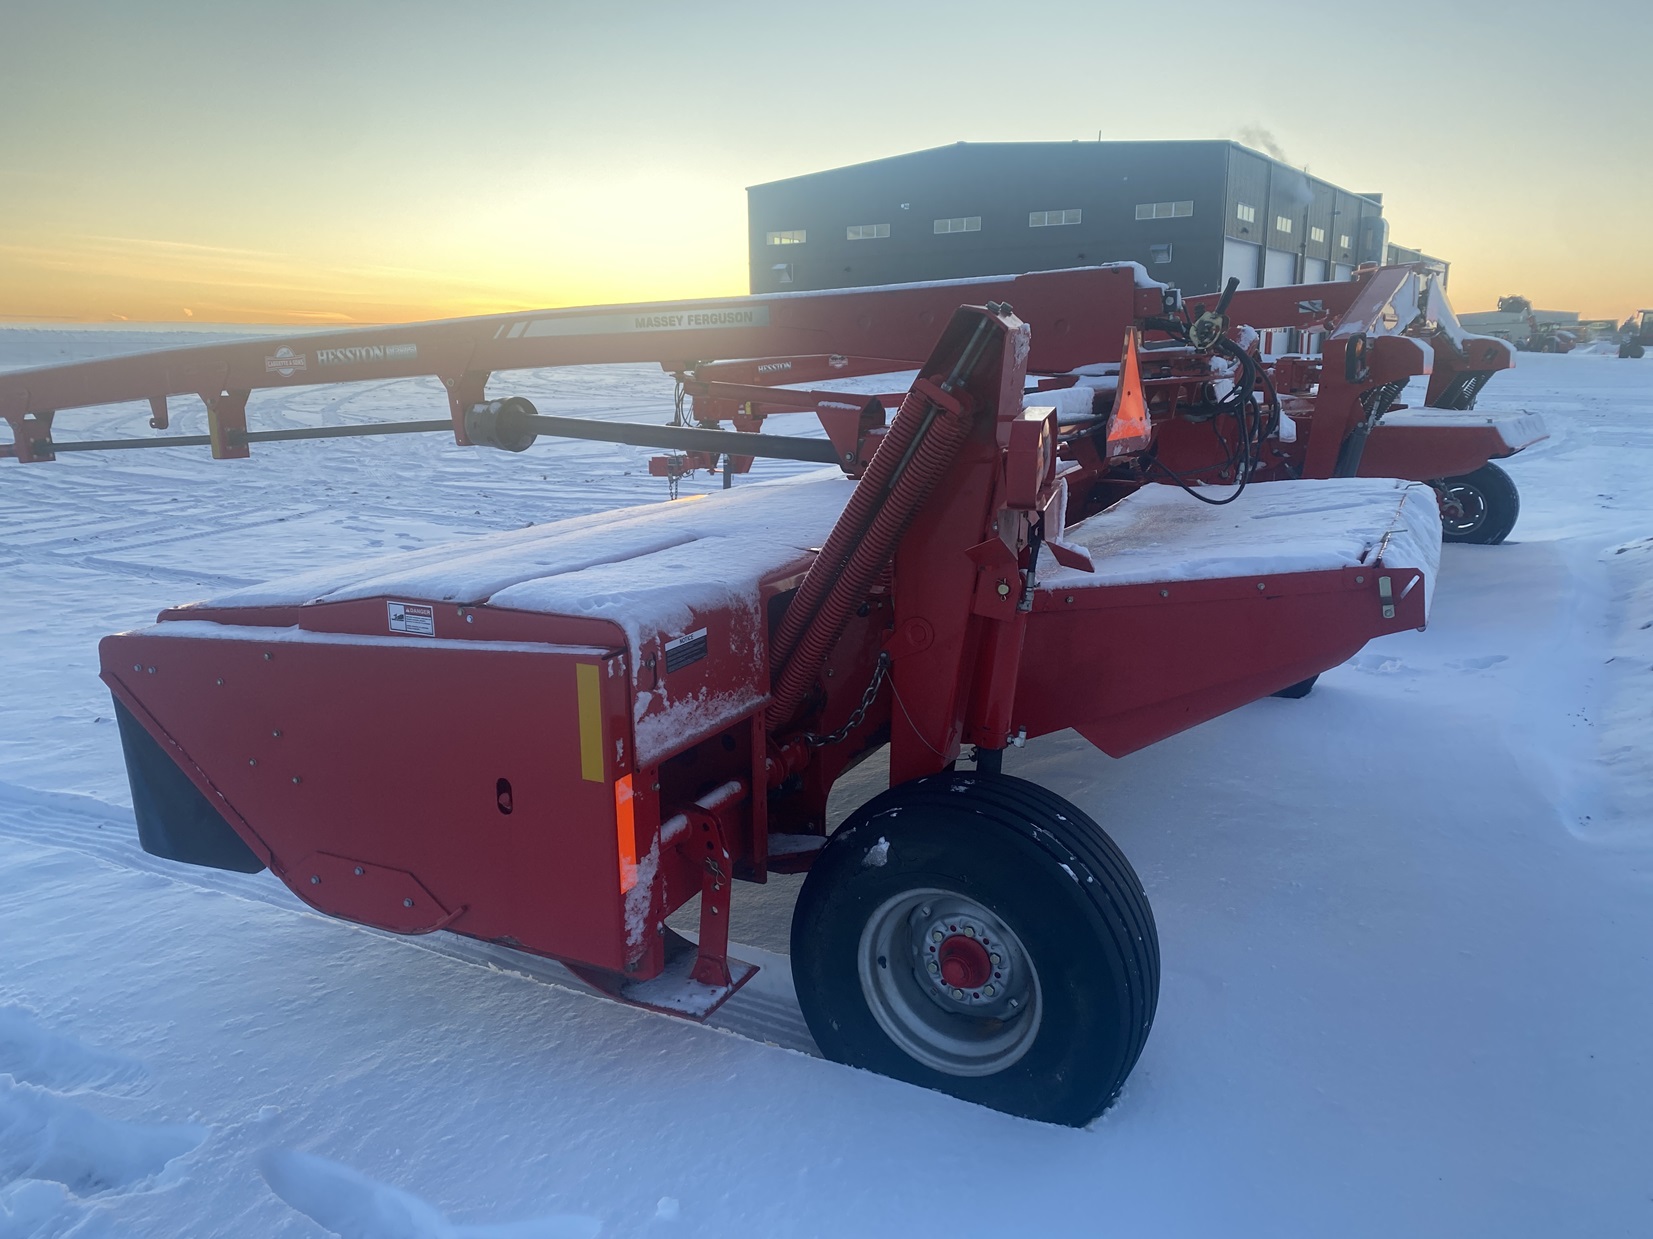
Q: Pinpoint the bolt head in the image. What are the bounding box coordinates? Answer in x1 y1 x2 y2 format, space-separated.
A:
931 930 944 943
950 988 964 1000
983 984 996 998
215 678 224 686
248 758 257 767
403 898 414 908
310 875 320 885
990 953 1001 966
928 961 940 973
291 776 302 784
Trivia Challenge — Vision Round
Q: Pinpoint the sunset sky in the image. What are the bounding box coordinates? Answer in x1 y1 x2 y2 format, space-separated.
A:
4 0 1649 325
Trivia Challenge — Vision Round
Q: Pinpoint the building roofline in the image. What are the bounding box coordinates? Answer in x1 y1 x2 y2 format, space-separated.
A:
745 139 1233 192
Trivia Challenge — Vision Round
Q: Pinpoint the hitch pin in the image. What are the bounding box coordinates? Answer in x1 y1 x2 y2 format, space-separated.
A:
1378 575 1395 619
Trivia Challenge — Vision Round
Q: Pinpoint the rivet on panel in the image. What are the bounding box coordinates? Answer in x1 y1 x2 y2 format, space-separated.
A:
353 866 364 876
310 875 320 885
291 775 302 785
263 652 272 661
403 898 414 908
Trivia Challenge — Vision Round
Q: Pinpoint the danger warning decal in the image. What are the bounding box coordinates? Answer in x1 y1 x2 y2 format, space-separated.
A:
387 601 435 637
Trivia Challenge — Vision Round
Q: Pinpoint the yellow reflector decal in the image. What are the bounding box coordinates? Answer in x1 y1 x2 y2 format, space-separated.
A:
614 774 639 893
576 663 603 783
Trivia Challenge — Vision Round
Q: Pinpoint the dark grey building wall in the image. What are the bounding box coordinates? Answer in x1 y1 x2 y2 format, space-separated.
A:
749 140 1407 298
747 141 1230 296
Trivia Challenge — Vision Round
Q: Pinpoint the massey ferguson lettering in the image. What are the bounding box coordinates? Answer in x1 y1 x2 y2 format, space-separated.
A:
521 305 771 338
315 343 419 366
631 309 761 331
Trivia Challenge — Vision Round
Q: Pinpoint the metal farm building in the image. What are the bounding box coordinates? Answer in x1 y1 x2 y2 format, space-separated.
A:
747 140 1444 297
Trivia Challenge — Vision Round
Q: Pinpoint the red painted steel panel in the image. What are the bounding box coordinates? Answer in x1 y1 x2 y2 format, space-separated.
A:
1014 567 1427 757
101 625 637 973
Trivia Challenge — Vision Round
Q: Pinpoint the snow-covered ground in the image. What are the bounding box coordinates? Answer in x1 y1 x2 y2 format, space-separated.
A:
1 334 1650 1238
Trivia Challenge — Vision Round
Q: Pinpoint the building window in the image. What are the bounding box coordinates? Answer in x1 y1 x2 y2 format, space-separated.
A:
846 223 890 240
1310 226 1326 243
1149 243 1173 264
1339 233 1352 250
1236 202 1256 223
771 263 794 285
1275 216 1293 234
1029 208 1082 227
933 216 981 234
1135 200 1193 220
766 229 806 245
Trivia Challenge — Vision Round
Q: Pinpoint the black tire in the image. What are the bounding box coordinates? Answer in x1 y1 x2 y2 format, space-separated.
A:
1437 462 1520 545
791 773 1158 1127
1271 674 1319 700
1621 342 1645 359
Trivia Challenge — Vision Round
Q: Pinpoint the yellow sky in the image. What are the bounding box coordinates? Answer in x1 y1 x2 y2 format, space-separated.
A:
4 1 1649 325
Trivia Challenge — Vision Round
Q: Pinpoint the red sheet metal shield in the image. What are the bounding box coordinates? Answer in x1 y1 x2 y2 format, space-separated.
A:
101 624 637 972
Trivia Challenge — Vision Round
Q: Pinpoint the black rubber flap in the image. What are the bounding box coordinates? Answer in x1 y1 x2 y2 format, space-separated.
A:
114 697 265 873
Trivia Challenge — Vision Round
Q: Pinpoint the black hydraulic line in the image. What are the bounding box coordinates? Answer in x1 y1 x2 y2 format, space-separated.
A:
42 419 455 453
522 414 840 464
32 416 842 464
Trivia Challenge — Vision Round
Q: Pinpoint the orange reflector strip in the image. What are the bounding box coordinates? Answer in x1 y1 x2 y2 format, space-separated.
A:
1107 326 1153 458
614 774 639 894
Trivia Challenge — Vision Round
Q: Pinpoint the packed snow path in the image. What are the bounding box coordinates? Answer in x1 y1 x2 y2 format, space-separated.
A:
1 333 1650 1237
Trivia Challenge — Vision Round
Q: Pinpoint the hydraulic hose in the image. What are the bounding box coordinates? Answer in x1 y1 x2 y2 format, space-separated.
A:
766 316 998 729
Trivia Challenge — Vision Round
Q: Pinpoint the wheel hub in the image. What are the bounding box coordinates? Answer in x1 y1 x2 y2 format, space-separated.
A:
918 913 1011 1007
937 935 991 990
857 888 1041 1077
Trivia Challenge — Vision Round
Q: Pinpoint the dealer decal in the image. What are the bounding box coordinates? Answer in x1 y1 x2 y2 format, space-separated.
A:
264 346 307 377
387 601 435 637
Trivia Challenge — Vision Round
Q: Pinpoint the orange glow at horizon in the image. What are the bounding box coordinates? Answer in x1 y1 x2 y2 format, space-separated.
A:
3 3 1648 327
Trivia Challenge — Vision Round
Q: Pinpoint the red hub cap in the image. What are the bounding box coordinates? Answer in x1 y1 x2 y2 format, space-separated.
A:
937 934 993 990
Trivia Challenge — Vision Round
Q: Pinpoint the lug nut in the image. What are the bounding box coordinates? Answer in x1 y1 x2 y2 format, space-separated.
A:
928 961 939 974
990 953 1001 966
950 988 964 999
963 926 976 938
931 930 944 943
983 985 996 998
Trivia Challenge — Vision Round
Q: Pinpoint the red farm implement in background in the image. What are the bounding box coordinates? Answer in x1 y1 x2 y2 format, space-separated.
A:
7 274 1448 1124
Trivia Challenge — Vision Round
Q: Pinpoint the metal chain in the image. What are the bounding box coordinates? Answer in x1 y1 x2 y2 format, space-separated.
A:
804 651 891 747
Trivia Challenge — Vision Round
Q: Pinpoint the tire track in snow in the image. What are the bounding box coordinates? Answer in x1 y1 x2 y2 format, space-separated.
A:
0 782 818 1056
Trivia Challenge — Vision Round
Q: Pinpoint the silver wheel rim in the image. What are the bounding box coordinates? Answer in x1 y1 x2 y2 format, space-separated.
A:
1440 482 1487 535
857 887 1042 1077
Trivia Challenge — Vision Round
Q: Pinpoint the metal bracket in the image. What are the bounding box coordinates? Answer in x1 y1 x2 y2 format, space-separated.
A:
1378 575 1395 619
690 806 735 988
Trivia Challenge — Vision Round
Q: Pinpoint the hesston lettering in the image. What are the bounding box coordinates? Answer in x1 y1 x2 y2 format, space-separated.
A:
315 343 419 366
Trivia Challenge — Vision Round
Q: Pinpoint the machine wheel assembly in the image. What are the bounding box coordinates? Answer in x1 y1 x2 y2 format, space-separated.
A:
1436 463 1520 545
791 773 1159 1127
